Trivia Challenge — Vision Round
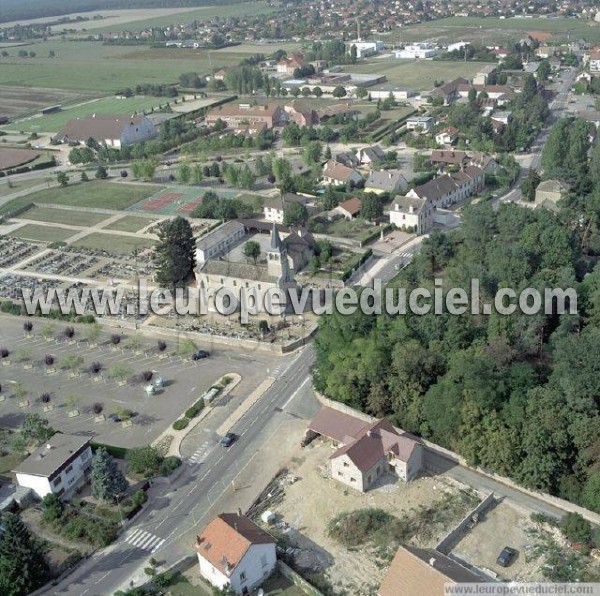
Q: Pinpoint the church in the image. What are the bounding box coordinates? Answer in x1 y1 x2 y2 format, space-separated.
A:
194 223 298 316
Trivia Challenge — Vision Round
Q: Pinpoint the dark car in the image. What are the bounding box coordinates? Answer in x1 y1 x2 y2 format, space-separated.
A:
219 433 237 448
191 350 210 360
496 546 517 567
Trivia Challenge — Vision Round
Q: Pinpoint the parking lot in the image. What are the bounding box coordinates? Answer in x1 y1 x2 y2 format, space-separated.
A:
0 316 284 447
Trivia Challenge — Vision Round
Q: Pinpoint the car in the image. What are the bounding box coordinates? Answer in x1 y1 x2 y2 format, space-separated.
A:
219 433 237 448
496 546 517 567
191 350 210 360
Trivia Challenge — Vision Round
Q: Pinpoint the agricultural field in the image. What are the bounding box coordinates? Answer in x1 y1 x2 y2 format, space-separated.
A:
6 95 173 133
0 180 163 216
0 178 46 198
0 148 41 171
0 41 263 93
0 85 93 121
8 223 76 243
72 233 156 255
386 16 600 45
343 59 491 91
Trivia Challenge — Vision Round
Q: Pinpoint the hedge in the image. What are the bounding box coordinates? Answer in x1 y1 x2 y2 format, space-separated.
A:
341 249 373 282
185 400 205 419
172 418 189 431
360 224 393 247
90 441 129 459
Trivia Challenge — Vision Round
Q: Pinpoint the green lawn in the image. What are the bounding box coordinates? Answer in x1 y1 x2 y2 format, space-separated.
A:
0 181 163 216
103 215 159 233
15 206 109 227
0 178 45 198
343 59 490 91
0 452 26 477
72 233 156 255
8 223 76 243
8 95 173 133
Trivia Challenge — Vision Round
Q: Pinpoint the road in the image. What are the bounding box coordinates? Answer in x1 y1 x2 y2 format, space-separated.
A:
494 66 577 207
47 346 318 596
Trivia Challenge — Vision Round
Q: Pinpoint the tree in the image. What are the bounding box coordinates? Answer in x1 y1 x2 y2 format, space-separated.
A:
537 59 551 81
302 141 323 166
243 241 260 264
0 512 50 595
467 87 477 103
360 194 383 221
284 202 308 226
154 216 196 289
191 163 203 185
95 165 108 179
178 163 191 184
125 446 163 477
80 171 89 182
41 493 63 526
560 512 592 544
520 169 541 202
356 87 368 100
313 86 323 98
91 447 128 501
21 414 54 445
56 172 69 187
333 86 347 98
48 50 55 58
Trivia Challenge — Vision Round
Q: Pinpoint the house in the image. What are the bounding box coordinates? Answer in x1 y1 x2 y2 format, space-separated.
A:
305 407 423 492
590 50 600 73
335 151 360 168
534 179 568 209
435 127 459 145
13 434 92 499
406 169 482 209
365 170 408 195
430 77 469 105
322 160 362 187
54 114 156 149
205 103 288 130
430 149 470 168
263 193 312 224
284 103 319 127
356 145 385 165
473 64 497 86
389 196 434 234
378 545 483 596
406 116 434 133
491 111 513 126
213 69 227 81
194 513 276 595
395 43 439 59
317 103 360 121
334 197 362 220
195 221 246 266
277 53 306 75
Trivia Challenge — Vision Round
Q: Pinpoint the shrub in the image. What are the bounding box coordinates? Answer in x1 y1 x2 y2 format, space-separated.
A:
157 340 167 352
110 334 122 345
0 348 9 359
172 418 189 431
159 456 181 476
90 362 103 374
185 401 204 419
64 326 75 338
45 354 55 366
93 403 103 415
141 370 153 382
561 512 592 545
23 321 33 333
40 393 51 404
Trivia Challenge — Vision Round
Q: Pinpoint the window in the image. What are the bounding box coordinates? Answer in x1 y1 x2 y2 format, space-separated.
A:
52 477 61 487
81 450 90 460
337 470 343 477
350 477 356 483
343 461 349 467
65 465 73 474
240 571 247 583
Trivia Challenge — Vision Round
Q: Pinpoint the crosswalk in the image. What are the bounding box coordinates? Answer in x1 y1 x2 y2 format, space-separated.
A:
123 528 165 553
396 252 413 259
188 440 211 465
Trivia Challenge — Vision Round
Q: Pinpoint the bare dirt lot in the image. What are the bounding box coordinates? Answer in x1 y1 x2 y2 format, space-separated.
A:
267 439 481 595
0 85 91 120
452 502 545 582
0 148 40 171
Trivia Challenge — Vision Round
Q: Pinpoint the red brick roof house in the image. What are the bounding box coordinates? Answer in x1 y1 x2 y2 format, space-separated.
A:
306 407 423 492
322 160 362 187
205 103 288 130
334 197 362 219
194 513 276 595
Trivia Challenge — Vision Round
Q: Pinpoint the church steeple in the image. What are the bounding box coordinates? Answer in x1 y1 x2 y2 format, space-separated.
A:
267 223 290 280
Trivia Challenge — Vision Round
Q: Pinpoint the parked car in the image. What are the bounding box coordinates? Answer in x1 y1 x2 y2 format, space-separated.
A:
219 432 237 448
496 546 517 567
191 350 210 360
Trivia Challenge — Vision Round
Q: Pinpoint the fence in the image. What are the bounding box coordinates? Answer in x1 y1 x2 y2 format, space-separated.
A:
278 561 324 596
435 492 496 554
314 392 600 525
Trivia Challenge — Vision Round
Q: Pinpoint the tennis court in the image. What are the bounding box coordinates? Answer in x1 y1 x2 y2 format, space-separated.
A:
127 186 239 216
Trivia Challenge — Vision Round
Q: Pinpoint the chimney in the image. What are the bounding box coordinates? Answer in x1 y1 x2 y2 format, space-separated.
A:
395 203 399 211
388 172 392 179
429 557 436 567
409 205 414 214
238 508 243 516
46 443 52 450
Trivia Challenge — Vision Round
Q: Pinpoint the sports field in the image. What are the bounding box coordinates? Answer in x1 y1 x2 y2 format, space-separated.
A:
0 180 163 216
128 186 206 216
343 59 490 91
103 215 160 233
8 95 172 132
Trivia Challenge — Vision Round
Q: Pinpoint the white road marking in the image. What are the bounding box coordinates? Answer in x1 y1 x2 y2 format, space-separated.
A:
282 376 310 410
